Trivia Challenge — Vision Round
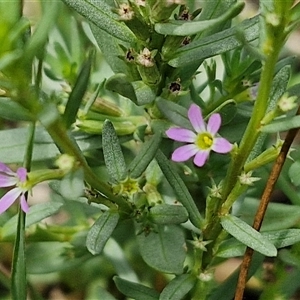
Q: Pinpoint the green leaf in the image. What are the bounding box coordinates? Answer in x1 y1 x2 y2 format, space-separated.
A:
104 239 138 282
105 74 138 103
132 81 156 105
114 277 159 300
156 150 203 227
0 50 23 71
155 2 244 36
156 98 192 130
60 169 85 200
149 204 188 225
169 17 259 67
86 210 119 255
159 274 196 300
217 229 300 258
0 98 35 121
62 0 136 43
0 126 106 164
1 202 63 240
238 197 300 231
261 115 300 133
247 65 291 161
90 24 130 75
289 161 300 186
26 241 89 273
220 215 277 257
127 133 162 179
102 120 127 182
217 101 237 125
137 225 186 274
269 65 291 111
11 211 26 300
64 55 92 128
23 1 60 63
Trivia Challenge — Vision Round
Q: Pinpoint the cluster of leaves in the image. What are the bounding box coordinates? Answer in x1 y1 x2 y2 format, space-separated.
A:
1 0 300 299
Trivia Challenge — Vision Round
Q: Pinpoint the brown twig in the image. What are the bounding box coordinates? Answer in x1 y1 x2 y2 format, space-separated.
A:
234 106 300 300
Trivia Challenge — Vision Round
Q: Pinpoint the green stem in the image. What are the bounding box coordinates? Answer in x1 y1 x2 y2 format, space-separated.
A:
11 122 36 300
201 15 288 274
46 121 132 214
222 46 281 200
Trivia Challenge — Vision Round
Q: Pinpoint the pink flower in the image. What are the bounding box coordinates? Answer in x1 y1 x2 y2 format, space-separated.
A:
0 162 29 214
166 104 232 167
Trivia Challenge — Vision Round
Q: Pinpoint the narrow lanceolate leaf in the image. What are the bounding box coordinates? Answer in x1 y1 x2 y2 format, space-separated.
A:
217 229 300 258
169 16 259 67
102 120 127 182
220 215 277 257
155 2 244 36
0 98 35 121
159 274 196 300
268 65 291 111
131 81 156 105
127 133 162 179
90 24 130 75
156 150 203 227
114 277 159 300
261 115 300 133
156 98 192 130
1 202 63 240
105 74 138 104
61 0 136 43
86 210 119 255
64 55 92 128
238 197 300 231
23 1 60 62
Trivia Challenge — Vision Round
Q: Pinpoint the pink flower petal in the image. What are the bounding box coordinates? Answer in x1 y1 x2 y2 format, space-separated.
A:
20 194 29 213
188 104 206 133
193 150 210 167
0 162 13 174
212 137 233 153
0 188 21 214
16 167 27 182
166 128 196 143
207 113 221 135
171 144 198 162
0 174 17 187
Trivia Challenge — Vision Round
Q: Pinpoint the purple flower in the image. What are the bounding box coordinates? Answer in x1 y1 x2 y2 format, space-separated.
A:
166 104 232 167
0 162 29 214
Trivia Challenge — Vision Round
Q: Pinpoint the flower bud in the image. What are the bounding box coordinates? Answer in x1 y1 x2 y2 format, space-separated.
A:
238 171 260 186
85 95 124 117
76 119 136 135
143 183 162 205
136 48 161 85
277 93 297 112
55 154 77 172
117 3 150 40
112 176 140 199
244 139 283 172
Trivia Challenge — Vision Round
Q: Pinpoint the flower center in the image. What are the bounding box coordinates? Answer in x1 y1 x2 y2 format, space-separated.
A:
196 133 213 150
